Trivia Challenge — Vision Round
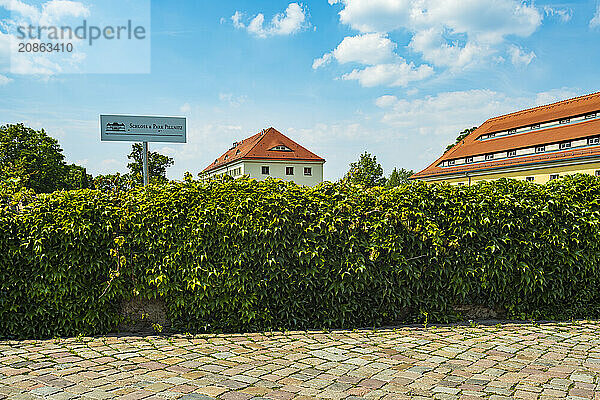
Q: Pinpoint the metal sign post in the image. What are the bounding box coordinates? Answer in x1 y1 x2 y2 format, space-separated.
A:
142 142 149 186
100 115 187 186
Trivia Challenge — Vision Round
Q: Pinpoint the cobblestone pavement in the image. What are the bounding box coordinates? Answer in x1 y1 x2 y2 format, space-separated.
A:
1 322 600 400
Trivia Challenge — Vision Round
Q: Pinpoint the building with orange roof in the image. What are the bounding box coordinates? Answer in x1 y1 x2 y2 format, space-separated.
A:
201 127 325 186
411 92 600 185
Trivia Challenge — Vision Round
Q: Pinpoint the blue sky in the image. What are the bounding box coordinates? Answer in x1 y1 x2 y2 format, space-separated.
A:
1 0 600 181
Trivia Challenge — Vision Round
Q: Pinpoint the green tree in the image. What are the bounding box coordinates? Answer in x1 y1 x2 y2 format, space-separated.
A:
386 168 414 187
445 126 477 153
127 143 174 184
0 124 90 193
92 173 135 193
344 152 386 188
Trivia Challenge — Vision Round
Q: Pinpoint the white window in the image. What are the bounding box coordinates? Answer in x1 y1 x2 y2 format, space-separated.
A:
304 167 312 176
585 113 597 120
457 183 465 186
559 118 570 124
261 166 270 175
508 129 517 134
465 157 474 164
595 170 600 177
588 137 600 145
447 160 455 166
559 142 571 149
485 154 494 161
286 167 294 176
507 150 517 157
526 177 534 182
531 124 540 130
487 133 496 138
549 174 559 180
535 146 545 153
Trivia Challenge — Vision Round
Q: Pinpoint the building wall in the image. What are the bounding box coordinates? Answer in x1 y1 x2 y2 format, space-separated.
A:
420 161 600 186
243 160 324 186
204 160 324 186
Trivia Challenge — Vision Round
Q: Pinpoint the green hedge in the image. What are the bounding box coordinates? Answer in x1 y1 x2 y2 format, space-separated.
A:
2 175 600 338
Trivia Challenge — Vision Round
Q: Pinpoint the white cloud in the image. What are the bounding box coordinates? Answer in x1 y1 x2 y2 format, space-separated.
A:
591 4 600 28
39 0 89 25
507 45 535 66
219 93 247 107
180 103 191 114
232 3 309 38
324 0 543 72
313 33 397 69
0 0 90 75
375 95 398 108
231 11 245 29
0 0 40 20
342 61 433 87
544 6 572 23
535 88 580 106
0 74 12 85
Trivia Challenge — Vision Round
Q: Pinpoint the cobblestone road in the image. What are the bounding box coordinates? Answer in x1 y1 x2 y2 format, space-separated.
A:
1 322 600 399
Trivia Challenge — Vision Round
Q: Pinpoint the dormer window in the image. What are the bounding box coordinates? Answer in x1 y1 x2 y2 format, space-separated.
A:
447 160 455 166
465 157 474 164
508 129 517 134
531 124 540 130
559 142 571 149
487 133 496 138
536 146 545 153
269 145 292 152
485 154 493 161
588 137 600 145
559 118 570 124
507 150 517 157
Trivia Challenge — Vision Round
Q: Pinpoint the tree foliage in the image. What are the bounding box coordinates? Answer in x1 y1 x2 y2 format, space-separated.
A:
0 124 92 193
386 168 413 187
445 126 477 152
344 152 386 187
127 143 174 185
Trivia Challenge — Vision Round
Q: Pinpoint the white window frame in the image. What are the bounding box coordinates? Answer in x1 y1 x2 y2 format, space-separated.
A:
465 157 474 164
588 137 600 145
447 160 455 166
285 166 294 176
485 154 493 161
535 146 545 153
507 150 517 157
261 166 270 175
549 174 559 180
526 177 534 182
303 167 312 176
559 142 571 149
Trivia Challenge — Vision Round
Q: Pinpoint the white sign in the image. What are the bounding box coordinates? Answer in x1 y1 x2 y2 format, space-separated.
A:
100 115 186 143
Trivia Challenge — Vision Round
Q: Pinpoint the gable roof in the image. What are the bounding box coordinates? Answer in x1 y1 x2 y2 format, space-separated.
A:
202 127 325 173
412 91 600 180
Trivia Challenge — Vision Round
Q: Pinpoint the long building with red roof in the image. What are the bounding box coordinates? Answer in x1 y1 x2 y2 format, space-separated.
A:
411 91 600 185
202 127 325 186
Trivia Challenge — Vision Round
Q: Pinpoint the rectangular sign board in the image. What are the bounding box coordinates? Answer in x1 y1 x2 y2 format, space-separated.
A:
100 115 186 143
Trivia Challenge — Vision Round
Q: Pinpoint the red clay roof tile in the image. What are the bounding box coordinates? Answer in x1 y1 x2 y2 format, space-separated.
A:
203 127 325 173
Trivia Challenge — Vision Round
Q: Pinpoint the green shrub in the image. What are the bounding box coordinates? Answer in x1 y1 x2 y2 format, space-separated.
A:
2 175 600 338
